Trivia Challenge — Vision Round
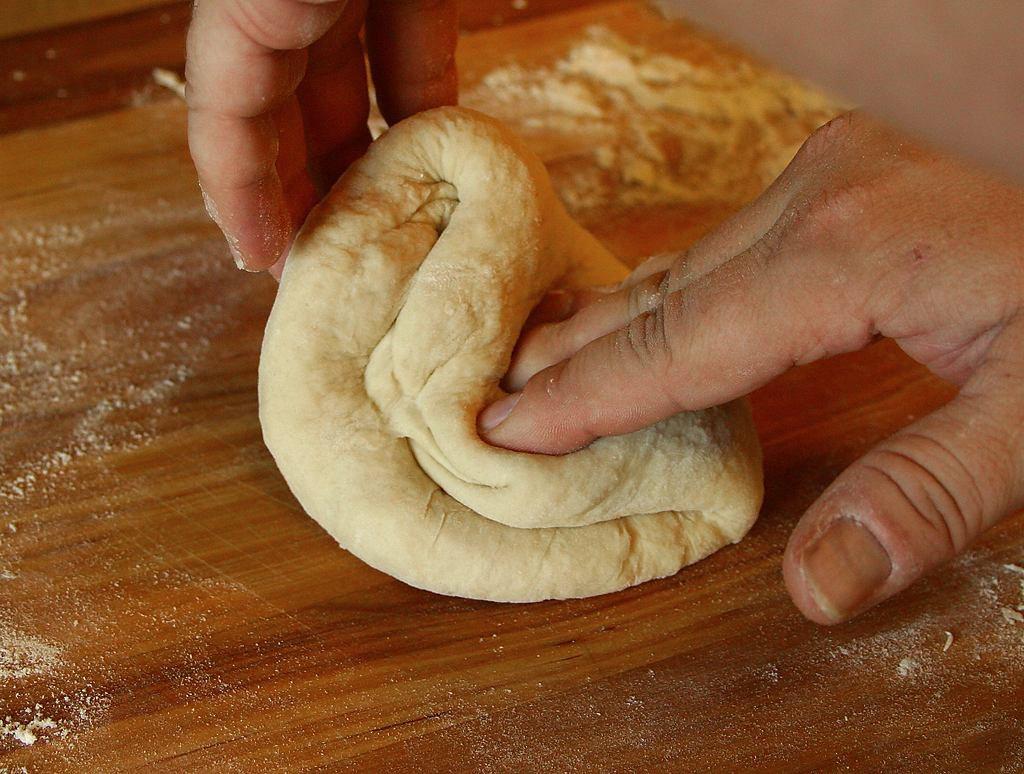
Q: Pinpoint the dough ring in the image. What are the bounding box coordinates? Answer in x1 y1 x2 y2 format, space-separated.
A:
259 107 763 602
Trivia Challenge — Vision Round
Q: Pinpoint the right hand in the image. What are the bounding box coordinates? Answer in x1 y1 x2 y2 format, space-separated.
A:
481 112 1024 625
185 0 459 276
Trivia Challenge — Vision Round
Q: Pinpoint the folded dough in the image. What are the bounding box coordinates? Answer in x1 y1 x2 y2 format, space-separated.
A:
259 107 762 602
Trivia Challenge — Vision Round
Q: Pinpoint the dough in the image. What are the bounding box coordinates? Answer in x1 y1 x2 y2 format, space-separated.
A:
259 107 763 602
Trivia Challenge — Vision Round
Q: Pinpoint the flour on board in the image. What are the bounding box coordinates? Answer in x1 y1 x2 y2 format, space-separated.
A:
0 624 64 681
462 25 841 215
1 183 230 755
895 657 919 678
0 713 56 747
0 194 225 513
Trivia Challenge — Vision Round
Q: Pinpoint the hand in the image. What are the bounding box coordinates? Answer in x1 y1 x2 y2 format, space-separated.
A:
480 112 1024 624
185 0 458 275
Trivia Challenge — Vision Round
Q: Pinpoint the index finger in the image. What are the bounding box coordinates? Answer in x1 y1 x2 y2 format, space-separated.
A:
479 241 874 455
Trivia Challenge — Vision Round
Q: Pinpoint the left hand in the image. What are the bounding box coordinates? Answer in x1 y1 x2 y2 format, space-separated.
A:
479 112 1024 624
185 0 458 275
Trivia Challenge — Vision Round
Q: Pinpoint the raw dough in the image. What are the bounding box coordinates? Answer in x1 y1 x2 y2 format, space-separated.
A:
259 107 762 602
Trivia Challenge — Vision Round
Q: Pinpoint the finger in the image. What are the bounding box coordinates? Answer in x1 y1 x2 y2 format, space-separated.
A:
505 183 799 390
365 0 459 125
520 288 608 328
521 267 665 336
297 0 373 193
188 110 294 270
657 167 800 284
504 271 669 391
626 139 806 287
783 326 1024 624
185 0 346 270
480 239 876 454
274 95 319 229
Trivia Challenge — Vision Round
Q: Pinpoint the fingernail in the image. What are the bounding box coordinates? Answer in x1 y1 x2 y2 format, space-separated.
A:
801 518 892 622
227 242 259 273
478 392 522 433
228 242 247 270
199 184 219 223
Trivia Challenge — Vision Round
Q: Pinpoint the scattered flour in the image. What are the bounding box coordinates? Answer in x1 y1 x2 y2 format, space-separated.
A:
0 688 112 751
463 25 841 215
0 624 64 680
1001 607 1024 625
896 657 919 678
1 713 56 747
152 68 186 100
1 19 1020 769
415 551 1024 770
825 553 1024 688
1 176 233 756
0 194 225 514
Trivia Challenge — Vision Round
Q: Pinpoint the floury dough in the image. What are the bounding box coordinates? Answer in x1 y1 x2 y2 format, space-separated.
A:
259 107 763 601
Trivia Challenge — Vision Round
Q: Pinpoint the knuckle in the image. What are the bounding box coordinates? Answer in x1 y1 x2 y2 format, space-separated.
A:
228 0 326 50
613 295 693 413
787 182 877 246
779 114 903 250
791 112 860 169
616 305 672 373
861 432 991 555
227 0 282 48
626 271 669 319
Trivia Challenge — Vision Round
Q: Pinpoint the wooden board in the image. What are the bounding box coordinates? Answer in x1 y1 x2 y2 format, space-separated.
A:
0 0 601 41
0 0 171 39
0 0 605 135
2 3 1022 770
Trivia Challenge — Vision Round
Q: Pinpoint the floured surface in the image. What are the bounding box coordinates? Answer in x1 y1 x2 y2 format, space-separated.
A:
1 3 1022 770
463 24 838 215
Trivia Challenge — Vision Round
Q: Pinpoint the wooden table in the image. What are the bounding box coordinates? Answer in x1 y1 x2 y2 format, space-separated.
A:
2 2 1022 770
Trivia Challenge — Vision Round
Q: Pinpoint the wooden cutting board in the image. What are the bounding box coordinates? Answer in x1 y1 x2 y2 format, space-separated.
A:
1 3 1022 770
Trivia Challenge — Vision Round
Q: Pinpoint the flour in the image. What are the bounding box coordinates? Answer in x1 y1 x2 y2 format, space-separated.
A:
826 553 1024 690
896 657 919 678
416 550 1024 770
0 625 64 680
0 194 225 515
1 181 232 756
1 713 55 746
152 67 186 99
0 688 111 751
1001 607 1024 625
463 26 841 215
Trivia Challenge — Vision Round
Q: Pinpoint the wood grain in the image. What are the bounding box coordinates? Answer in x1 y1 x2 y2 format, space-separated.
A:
0 0 171 39
0 0 604 41
0 0 609 135
0 2 191 134
1 3 1022 771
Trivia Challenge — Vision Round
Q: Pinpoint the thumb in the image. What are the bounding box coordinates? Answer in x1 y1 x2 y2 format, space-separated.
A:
784 343 1024 624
